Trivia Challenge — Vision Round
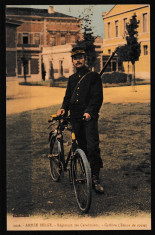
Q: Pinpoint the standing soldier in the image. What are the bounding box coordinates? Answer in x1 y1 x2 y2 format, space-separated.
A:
57 46 104 193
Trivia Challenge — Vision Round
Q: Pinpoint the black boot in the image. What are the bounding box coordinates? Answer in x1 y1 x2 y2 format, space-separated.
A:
91 168 104 194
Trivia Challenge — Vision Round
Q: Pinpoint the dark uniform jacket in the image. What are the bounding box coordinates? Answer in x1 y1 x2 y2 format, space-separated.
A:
61 66 103 120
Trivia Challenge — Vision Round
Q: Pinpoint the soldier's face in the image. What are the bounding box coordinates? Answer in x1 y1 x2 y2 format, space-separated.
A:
72 54 85 68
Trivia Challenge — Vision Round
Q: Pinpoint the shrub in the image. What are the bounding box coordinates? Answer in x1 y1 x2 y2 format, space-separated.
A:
101 72 132 84
56 76 68 82
19 81 50 86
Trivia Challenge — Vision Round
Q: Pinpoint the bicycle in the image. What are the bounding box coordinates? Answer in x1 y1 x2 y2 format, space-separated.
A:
47 114 92 213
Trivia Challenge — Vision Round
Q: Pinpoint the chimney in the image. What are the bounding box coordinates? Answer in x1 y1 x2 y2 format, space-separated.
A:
48 6 55 14
102 12 107 18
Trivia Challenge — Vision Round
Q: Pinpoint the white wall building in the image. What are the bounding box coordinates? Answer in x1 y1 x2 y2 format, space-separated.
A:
42 44 74 80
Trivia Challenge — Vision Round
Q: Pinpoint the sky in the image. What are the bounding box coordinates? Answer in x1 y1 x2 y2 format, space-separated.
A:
7 5 115 38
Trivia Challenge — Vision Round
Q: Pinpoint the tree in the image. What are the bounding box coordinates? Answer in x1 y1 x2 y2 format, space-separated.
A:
117 44 131 82
117 13 141 85
76 6 97 70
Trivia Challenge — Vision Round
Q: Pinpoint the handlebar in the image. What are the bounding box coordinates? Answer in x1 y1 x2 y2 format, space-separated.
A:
48 114 86 131
48 114 86 123
48 114 71 123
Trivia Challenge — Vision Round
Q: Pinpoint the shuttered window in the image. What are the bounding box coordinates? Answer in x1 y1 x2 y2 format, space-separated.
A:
115 20 119 37
30 34 34 44
107 22 111 39
31 59 39 74
143 45 148 55
143 13 148 32
50 37 56 46
61 36 66 45
34 33 40 44
18 33 22 44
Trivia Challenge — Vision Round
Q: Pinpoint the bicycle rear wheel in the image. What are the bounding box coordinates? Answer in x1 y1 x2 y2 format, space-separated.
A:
72 149 92 213
49 136 62 182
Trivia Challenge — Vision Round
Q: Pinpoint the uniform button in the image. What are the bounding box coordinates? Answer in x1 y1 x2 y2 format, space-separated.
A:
76 100 78 102
77 93 79 96
77 87 79 89
79 75 81 77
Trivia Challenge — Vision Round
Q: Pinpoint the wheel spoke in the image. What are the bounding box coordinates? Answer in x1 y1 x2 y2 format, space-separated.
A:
72 149 92 212
49 137 61 182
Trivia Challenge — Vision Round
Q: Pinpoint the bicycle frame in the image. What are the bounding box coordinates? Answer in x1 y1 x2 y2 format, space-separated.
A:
48 116 77 173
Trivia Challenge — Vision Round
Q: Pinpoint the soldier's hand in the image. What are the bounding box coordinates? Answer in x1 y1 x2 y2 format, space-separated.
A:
57 109 65 116
83 113 91 121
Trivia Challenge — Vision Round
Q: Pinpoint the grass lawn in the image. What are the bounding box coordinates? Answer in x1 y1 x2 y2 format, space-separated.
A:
6 102 151 216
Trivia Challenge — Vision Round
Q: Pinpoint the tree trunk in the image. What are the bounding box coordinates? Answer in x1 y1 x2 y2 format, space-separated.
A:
23 66 27 83
131 62 137 92
50 78 55 87
131 62 135 86
127 61 130 83
133 63 136 85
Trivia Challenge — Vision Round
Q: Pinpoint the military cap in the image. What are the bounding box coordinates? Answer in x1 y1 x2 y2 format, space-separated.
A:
71 46 86 57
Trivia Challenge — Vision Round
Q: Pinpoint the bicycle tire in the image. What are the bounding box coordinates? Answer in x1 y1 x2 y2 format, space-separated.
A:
68 159 73 185
72 149 92 213
49 136 61 182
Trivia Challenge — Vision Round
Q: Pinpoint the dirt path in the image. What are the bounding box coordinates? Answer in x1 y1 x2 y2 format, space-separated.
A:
6 85 150 115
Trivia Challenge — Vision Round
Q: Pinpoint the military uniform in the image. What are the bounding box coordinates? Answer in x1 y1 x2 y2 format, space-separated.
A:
61 65 103 173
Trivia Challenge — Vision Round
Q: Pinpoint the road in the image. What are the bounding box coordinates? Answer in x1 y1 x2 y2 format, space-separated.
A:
6 84 150 115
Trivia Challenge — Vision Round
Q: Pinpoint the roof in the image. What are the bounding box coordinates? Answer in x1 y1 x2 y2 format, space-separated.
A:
6 7 77 19
6 18 23 26
103 4 150 19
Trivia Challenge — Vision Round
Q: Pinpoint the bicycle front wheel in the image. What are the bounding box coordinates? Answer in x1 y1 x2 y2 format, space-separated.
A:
72 149 92 213
49 136 62 182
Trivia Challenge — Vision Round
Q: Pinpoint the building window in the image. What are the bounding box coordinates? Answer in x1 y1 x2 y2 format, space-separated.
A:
61 36 66 45
143 45 148 55
115 20 119 37
118 60 123 71
103 61 111 72
108 49 111 55
34 33 40 45
107 22 111 38
70 35 75 43
18 33 22 44
23 33 29 44
112 61 116 71
143 13 148 32
123 18 127 33
50 36 56 46
31 59 39 74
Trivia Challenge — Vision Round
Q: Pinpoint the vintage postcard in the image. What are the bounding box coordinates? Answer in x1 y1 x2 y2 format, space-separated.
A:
5 3 151 231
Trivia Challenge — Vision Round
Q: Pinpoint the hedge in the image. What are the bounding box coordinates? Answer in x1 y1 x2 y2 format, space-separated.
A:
101 72 132 84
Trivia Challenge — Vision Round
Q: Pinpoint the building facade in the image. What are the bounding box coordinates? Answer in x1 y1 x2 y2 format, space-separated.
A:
102 4 150 79
6 18 22 77
42 36 104 80
93 37 104 73
6 6 82 81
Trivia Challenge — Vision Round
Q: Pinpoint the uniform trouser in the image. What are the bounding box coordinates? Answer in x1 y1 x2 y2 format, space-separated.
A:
71 118 103 177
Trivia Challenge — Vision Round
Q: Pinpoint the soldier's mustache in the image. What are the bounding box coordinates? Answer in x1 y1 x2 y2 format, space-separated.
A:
76 62 82 65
